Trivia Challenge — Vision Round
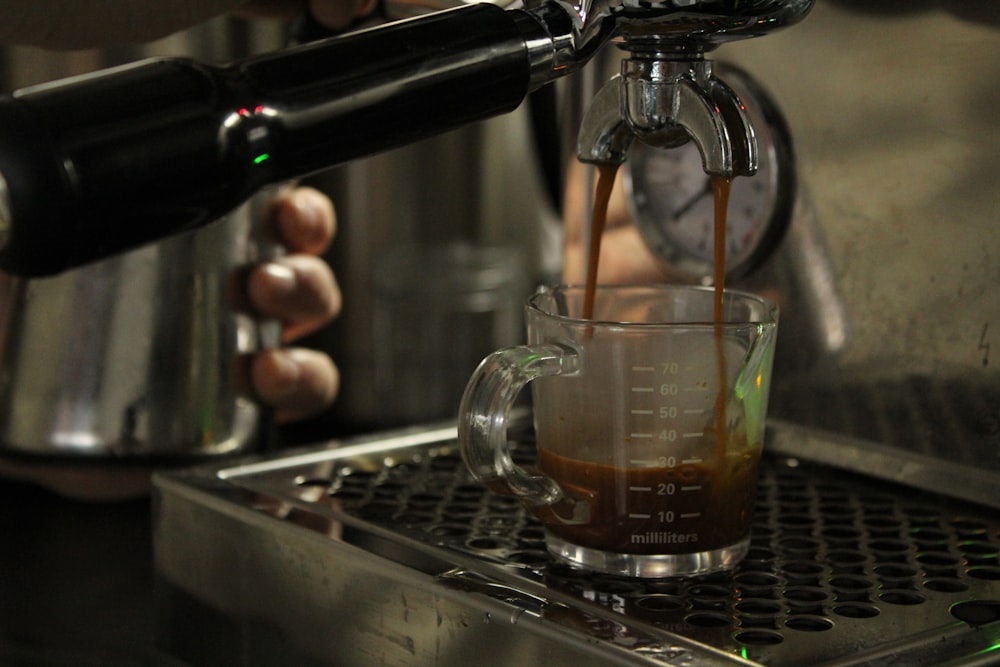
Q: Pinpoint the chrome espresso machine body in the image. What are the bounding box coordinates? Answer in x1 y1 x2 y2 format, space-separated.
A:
0 0 997 665
0 0 809 460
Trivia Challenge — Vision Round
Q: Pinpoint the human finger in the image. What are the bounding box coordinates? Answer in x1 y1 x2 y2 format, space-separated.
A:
308 0 380 29
247 255 342 342
269 186 336 256
251 347 340 422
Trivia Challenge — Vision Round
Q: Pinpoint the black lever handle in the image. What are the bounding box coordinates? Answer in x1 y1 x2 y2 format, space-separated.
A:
0 3 538 276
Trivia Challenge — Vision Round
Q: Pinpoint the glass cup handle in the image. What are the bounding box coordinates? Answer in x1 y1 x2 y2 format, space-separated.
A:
459 343 579 509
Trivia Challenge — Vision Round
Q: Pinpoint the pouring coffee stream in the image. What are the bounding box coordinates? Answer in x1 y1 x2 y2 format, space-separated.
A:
0 0 813 277
712 176 734 455
581 163 733 461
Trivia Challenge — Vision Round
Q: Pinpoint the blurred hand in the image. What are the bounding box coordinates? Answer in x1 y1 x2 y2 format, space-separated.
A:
248 186 341 424
562 160 686 285
240 0 380 29
0 186 341 501
0 4 357 500
0 0 379 49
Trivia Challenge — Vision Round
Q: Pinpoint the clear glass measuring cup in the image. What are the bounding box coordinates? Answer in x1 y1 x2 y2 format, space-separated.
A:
459 284 779 577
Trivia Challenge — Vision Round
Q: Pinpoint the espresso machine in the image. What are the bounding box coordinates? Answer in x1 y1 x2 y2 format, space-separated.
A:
0 0 810 451
0 0 997 665
0 0 819 276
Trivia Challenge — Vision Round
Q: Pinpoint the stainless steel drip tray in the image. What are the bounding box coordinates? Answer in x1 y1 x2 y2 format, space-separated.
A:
153 422 1000 667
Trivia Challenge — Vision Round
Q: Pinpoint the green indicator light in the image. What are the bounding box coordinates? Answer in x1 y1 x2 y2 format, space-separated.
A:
253 153 270 164
977 643 1000 656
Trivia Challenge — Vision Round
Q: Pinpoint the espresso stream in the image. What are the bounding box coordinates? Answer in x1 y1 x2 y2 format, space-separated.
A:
581 163 620 321
544 164 751 555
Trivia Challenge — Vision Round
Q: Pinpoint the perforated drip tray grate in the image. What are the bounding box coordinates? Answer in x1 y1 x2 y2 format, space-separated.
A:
189 423 1000 666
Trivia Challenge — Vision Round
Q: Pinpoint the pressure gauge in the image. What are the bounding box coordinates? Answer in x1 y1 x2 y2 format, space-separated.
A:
626 62 796 281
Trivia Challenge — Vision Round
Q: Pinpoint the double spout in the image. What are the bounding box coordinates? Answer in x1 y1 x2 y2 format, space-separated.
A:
0 0 813 276
569 0 818 175
577 57 757 176
539 0 811 175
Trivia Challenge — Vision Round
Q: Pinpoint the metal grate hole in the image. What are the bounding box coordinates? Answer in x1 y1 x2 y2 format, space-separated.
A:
873 563 919 589
735 572 783 593
734 629 784 645
784 615 834 632
951 600 1000 627
781 560 825 586
633 594 685 614
783 586 827 603
910 526 950 547
408 491 446 507
507 550 549 567
821 525 863 546
355 500 397 519
968 567 1000 581
833 602 881 619
923 578 970 593
735 599 782 615
466 536 514 551
829 573 873 589
452 484 487 500
396 511 435 526
778 536 821 557
594 578 643 595
339 470 376 485
878 589 927 605
428 523 471 537
951 519 989 537
959 541 999 564
684 612 731 628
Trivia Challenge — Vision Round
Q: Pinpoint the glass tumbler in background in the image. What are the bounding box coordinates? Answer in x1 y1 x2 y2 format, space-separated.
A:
373 242 527 425
460 284 779 578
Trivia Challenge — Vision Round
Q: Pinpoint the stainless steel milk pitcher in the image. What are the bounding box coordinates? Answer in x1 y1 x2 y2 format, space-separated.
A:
0 199 279 461
0 20 286 463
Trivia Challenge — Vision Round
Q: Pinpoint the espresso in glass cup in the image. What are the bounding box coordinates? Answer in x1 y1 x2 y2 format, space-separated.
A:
459 284 778 577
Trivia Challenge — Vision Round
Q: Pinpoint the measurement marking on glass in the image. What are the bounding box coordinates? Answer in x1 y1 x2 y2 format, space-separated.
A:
680 513 702 519
682 457 703 465
630 409 654 415
630 433 653 439
683 431 705 438
630 459 660 466
631 366 656 372
631 387 654 393
629 486 652 492
681 485 703 492
629 513 652 519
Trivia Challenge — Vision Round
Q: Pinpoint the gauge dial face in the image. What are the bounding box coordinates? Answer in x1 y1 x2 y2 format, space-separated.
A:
625 63 795 281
